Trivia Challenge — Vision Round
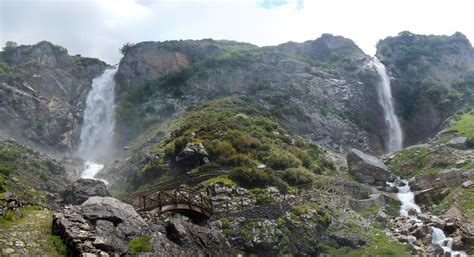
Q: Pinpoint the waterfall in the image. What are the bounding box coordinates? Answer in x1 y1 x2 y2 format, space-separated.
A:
372 58 403 153
432 227 467 257
391 180 467 256
396 180 421 216
77 68 117 181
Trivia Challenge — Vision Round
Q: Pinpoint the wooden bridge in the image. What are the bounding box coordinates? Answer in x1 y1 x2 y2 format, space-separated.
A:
128 187 213 223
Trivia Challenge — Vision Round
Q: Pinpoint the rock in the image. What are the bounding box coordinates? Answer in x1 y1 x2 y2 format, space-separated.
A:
333 231 366 248
347 149 391 184
2 248 15 254
175 143 210 170
462 180 473 188
413 224 432 240
62 179 110 205
375 210 388 222
53 197 233 256
447 137 467 150
81 197 144 225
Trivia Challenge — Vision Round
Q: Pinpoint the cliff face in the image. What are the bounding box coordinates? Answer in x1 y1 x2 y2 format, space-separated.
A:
114 35 388 153
377 32 474 146
0 41 108 153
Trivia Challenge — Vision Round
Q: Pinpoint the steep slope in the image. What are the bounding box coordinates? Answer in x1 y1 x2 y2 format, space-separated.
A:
377 32 474 146
0 41 108 153
114 35 389 154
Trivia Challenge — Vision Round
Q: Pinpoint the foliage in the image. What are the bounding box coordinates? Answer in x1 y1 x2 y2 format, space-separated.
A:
129 236 153 254
290 203 332 225
48 235 69 256
120 42 135 55
134 98 333 192
449 111 474 137
229 167 288 191
281 167 315 186
388 145 433 178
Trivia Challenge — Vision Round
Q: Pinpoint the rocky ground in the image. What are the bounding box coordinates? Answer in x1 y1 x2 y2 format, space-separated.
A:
0 209 60 256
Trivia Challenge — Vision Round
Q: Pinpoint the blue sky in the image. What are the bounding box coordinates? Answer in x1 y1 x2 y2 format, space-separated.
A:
1 0 473 64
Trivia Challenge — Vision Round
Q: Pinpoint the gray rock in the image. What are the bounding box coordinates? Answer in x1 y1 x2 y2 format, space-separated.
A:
333 231 366 248
82 197 145 225
413 224 432 240
62 179 110 205
447 137 467 150
375 210 388 222
462 180 473 188
347 149 391 184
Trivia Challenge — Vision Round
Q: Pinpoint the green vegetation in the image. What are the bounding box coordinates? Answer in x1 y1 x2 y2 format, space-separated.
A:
48 235 69 256
388 145 434 178
290 203 332 225
360 205 380 218
434 186 474 223
0 141 65 206
331 228 411 256
130 98 333 192
129 236 153 254
449 111 474 137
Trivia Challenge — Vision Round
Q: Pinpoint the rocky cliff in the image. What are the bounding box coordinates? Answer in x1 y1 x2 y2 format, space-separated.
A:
377 31 474 146
0 41 108 154
114 35 388 153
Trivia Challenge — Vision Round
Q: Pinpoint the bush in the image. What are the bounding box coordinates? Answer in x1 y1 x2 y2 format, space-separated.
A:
282 167 315 186
48 235 69 256
229 167 288 191
129 236 153 254
266 150 301 170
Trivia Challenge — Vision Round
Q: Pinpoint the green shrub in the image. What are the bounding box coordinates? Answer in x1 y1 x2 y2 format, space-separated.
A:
48 235 69 256
282 167 315 186
266 150 301 170
229 167 288 191
129 236 153 253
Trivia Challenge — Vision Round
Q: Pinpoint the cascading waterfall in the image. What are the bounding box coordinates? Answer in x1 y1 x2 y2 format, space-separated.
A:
77 68 117 182
391 180 466 256
396 180 421 217
372 58 403 153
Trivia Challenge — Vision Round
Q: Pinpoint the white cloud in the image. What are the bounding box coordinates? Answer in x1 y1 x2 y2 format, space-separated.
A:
1 0 473 64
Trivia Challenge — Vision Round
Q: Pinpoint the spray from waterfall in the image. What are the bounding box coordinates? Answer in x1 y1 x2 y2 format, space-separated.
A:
77 68 117 181
372 58 403 153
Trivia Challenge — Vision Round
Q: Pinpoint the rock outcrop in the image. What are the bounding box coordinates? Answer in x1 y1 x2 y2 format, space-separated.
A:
114 35 388 153
0 41 108 153
52 196 233 256
347 148 391 184
61 179 110 205
377 32 474 146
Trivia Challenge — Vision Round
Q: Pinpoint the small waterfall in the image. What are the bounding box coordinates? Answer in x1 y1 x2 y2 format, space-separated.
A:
372 58 403 153
432 227 467 257
391 180 467 256
396 180 421 216
77 68 117 181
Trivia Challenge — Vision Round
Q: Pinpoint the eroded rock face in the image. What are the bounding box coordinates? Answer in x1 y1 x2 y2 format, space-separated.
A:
0 41 108 153
62 179 110 205
347 149 391 184
52 197 233 256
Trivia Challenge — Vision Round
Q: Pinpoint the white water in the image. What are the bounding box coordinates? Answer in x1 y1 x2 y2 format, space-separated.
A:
372 58 403 153
78 68 117 182
393 180 466 256
396 180 421 216
432 227 467 257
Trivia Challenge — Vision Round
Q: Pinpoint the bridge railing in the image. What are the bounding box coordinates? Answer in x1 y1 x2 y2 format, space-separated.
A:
133 187 213 216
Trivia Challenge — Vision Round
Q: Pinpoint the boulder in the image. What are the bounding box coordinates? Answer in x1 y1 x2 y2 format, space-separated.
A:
412 224 432 240
462 180 473 188
447 137 467 150
175 143 210 170
53 197 233 256
62 179 110 205
346 149 391 184
332 231 366 248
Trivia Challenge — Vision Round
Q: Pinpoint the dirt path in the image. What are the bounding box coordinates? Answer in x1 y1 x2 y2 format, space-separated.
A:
0 210 60 256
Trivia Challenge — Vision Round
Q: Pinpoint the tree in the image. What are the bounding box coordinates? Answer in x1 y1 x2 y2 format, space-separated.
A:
120 42 134 55
3 41 17 51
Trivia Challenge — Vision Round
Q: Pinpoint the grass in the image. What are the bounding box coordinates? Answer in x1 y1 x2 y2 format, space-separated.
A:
360 205 380 218
434 186 474 223
48 235 69 256
129 236 153 254
449 111 474 137
388 145 434 178
329 227 412 256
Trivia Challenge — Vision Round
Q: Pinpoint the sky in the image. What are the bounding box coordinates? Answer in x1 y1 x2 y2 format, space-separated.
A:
1 0 473 64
